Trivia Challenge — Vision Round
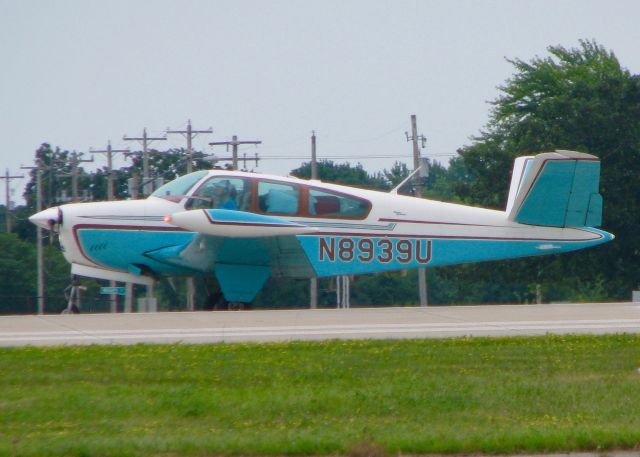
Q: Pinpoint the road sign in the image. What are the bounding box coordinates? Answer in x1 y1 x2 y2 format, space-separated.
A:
100 286 126 295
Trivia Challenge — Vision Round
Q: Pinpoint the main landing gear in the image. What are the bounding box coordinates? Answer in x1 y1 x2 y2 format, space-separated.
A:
203 277 251 311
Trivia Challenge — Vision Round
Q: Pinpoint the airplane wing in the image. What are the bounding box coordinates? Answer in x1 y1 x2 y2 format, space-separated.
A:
145 209 317 302
166 208 318 237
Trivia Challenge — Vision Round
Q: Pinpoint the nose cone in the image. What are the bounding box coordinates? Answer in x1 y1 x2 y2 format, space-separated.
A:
29 207 61 230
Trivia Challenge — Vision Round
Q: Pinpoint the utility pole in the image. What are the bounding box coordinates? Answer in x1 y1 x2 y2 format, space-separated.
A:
68 151 93 202
167 120 212 311
90 141 129 313
311 130 318 179
209 135 262 170
21 159 44 314
123 128 167 196
90 141 130 201
0 170 24 232
310 131 318 309
167 120 213 174
406 114 428 307
310 129 349 310
122 129 166 312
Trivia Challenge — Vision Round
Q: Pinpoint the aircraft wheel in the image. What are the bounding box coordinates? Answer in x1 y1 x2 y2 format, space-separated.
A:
228 301 245 311
61 305 80 314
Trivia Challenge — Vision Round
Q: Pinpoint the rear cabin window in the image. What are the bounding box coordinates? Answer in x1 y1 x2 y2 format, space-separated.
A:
186 177 252 210
308 188 370 218
258 181 299 214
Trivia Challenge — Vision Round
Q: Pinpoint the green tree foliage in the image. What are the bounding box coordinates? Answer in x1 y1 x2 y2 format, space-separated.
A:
0 234 35 313
383 161 410 188
43 244 74 313
291 160 389 190
23 143 94 210
0 232 76 314
422 160 465 203
10 206 36 242
125 148 217 185
445 40 640 301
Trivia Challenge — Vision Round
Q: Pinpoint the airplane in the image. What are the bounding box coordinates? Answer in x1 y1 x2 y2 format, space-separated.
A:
30 149 613 308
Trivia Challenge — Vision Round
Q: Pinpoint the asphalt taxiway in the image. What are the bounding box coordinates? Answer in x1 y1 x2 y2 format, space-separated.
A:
0 302 639 347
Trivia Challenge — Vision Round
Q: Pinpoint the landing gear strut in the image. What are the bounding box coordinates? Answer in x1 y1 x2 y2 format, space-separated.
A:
62 275 84 314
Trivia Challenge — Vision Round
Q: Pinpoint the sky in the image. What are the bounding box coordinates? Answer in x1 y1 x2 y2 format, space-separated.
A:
1 0 639 204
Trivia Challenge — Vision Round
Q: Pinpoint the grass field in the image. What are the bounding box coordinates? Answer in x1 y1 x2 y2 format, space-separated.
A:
1 334 640 456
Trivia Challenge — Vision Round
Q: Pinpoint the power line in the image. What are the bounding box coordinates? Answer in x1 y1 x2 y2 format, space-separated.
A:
257 154 413 160
255 153 455 160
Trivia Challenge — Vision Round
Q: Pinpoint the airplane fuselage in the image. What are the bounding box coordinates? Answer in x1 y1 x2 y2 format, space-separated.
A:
36 170 611 286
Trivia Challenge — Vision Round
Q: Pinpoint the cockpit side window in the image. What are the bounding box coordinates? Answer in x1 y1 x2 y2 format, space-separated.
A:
308 188 370 219
257 181 299 215
151 171 208 202
186 177 252 210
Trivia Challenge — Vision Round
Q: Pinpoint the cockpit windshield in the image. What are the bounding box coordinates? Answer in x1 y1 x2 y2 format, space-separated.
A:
151 171 208 202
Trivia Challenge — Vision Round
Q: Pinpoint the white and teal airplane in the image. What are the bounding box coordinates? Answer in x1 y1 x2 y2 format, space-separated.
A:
30 150 612 305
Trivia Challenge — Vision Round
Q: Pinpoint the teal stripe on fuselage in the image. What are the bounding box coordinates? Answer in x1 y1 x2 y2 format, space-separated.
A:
76 227 613 279
297 231 612 277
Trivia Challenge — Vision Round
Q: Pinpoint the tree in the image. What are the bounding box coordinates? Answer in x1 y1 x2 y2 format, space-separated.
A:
422 160 465 203
451 40 640 300
0 234 35 313
383 161 410 188
291 160 389 190
22 143 85 210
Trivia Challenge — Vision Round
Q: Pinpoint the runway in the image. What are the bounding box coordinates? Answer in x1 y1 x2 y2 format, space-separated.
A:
1 302 639 347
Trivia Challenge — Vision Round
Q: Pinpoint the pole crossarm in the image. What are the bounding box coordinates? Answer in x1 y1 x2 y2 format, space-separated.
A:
208 140 262 147
90 142 131 156
0 169 24 233
69 151 93 202
0 172 25 180
166 120 213 174
123 128 167 196
209 135 262 170
90 141 130 201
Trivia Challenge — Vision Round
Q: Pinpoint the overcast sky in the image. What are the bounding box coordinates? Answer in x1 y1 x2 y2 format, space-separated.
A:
1 0 639 204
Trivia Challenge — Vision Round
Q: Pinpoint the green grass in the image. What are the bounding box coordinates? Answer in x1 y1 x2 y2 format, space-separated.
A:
1 335 639 456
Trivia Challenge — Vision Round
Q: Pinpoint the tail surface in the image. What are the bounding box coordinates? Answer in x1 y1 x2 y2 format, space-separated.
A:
506 150 603 227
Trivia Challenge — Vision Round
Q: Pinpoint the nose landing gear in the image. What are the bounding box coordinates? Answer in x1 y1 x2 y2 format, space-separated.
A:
62 275 85 314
